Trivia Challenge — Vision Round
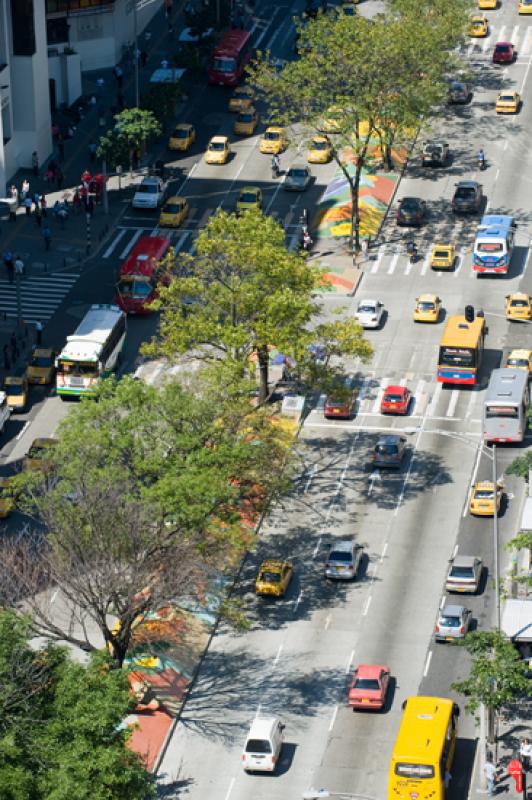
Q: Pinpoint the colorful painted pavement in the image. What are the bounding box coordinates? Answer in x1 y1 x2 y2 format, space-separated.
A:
315 144 407 294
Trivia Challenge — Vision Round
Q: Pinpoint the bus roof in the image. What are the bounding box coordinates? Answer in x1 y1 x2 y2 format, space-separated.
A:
478 214 514 232
392 696 454 763
213 28 251 57
485 368 528 404
120 235 170 278
61 305 124 362
440 315 485 349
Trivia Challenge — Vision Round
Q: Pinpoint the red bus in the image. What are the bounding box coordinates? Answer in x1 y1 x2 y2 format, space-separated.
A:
208 29 252 87
115 235 171 315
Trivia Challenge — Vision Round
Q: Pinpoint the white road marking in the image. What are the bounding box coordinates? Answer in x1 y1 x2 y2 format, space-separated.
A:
324 614 331 630
294 590 302 612
440 595 446 610
15 420 30 440
329 704 338 731
381 542 388 561
273 644 283 666
420 252 431 276
224 778 236 800
119 229 144 259
368 469 380 496
428 381 443 417
522 242 532 275
463 440 483 517
312 538 322 558
346 649 355 674
387 252 399 275
465 390 477 420
363 596 372 616
453 250 464 277
511 24 520 50
102 228 127 258
371 383 386 414
452 543 458 558
173 231 190 253
51 588 59 603
371 247 384 274
446 390 460 418
304 463 317 493
423 650 433 677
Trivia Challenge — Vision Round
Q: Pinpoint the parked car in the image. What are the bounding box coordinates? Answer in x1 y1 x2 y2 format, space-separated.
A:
131 176 167 210
445 555 483 594
348 664 390 710
324 540 363 580
434 604 472 642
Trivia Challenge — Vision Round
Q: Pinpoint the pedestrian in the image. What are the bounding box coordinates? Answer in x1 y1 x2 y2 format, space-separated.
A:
35 320 43 346
55 168 64 190
98 106 106 128
21 178 29 201
161 58 169 69
113 65 123 87
14 255 24 277
88 141 97 162
10 332 18 362
96 76 105 96
2 344 9 371
8 200 15 222
10 184 18 204
85 194 94 217
520 738 532 772
40 194 47 217
57 134 65 161
72 188 81 214
32 191 40 207
89 94 97 107
140 49 148 68
23 196 32 216
31 150 39 176
44 167 54 184
484 756 497 796
43 225 51 251
3 249 13 283
34 203 42 227
57 205 68 228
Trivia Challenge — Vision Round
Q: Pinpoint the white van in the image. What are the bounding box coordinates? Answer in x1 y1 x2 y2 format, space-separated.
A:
0 391 11 434
241 715 284 773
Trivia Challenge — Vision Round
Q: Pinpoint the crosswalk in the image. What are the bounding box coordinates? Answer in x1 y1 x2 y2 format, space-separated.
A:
0 272 80 323
465 21 532 59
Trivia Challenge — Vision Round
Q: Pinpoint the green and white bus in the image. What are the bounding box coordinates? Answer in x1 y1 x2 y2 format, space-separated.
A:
55 304 127 398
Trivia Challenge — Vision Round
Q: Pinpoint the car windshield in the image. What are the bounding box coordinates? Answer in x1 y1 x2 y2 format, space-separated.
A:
212 56 236 72
174 129 189 138
376 444 398 455
455 187 475 198
164 203 182 214
496 45 510 53
440 615 461 627
511 298 528 306
326 398 347 408
354 678 380 690
245 739 271 754
130 280 152 298
401 199 419 211
358 304 375 313
6 385 23 395
312 140 328 149
395 764 434 779
289 169 308 178
30 356 52 368
210 141 226 151
384 394 403 403
508 358 528 367
138 184 158 194
475 488 494 499
265 131 281 140
418 301 435 311
239 112 254 122
450 566 474 579
451 82 465 92
240 192 258 203
499 94 515 101
260 571 281 583
440 346 475 367
434 250 450 258
329 550 352 562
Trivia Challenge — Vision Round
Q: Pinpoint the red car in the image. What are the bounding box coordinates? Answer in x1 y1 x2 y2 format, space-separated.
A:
324 389 357 419
380 385 411 415
348 664 391 710
493 41 515 63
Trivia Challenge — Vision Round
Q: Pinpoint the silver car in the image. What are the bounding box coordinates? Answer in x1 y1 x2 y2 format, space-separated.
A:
372 434 406 469
284 163 311 191
445 555 483 594
325 540 363 580
132 176 167 210
435 604 472 642
355 299 385 329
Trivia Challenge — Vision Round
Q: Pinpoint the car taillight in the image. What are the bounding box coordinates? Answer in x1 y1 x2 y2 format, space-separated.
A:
348 565 354 570
241 754 245 761
272 755 276 764
435 624 440 632
460 626 465 634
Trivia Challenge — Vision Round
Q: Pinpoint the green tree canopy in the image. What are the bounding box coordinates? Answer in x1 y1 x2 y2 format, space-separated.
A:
97 108 162 172
144 208 372 400
0 610 154 800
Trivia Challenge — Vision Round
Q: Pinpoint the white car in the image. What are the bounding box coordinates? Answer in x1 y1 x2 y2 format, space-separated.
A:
131 176 167 210
355 299 385 329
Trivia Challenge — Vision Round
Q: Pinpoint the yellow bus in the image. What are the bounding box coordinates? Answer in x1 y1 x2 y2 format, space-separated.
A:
437 313 486 385
388 696 459 800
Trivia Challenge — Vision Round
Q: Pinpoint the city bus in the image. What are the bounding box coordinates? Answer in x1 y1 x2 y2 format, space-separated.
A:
55 304 127 398
483 368 529 443
473 214 516 275
388 696 459 800
115 235 171 315
437 314 486 385
208 29 253 86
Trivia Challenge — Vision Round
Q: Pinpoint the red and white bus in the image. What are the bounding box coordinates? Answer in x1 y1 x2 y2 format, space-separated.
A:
115 235 171 315
208 29 252 87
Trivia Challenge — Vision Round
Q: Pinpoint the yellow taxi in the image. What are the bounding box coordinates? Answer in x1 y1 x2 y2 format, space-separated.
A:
167 123 196 152
0 476 18 519
469 480 503 516
4 376 28 412
255 559 293 597
236 186 262 213
479 0 497 8
505 292 532 321
319 106 343 134
205 135 230 165
496 90 521 114
519 0 532 12
233 107 259 136
468 14 489 35
505 348 532 374
228 85 254 112
307 135 332 163
23 437 58 473
159 196 189 228
26 348 55 385
430 243 455 271
413 293 442 323
259 126 287 154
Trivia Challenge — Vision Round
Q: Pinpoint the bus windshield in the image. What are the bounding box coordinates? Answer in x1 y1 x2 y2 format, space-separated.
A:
485 405 519 418
212 56 236 72
395 763 435 779
439 346 475 367
58 360 98 377
477 242 504 253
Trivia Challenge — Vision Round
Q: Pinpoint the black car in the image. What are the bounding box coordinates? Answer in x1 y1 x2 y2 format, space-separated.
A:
396 197 427 227
421 140 449 167
448 81 470 104
451 181 482 214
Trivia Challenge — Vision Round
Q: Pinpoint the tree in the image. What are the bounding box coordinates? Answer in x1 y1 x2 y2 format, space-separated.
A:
507 449 532 482
2 376 291 667
452 630 531 743
141 84 183 122
0 609 154 800
248 1 468 251
505 531 532 590
97 108 162 174
144 208 372 401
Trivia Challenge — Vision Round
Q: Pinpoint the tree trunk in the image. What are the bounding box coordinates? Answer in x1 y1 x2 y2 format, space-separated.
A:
487 706 496 744
349 143 368 255
257 344 270 403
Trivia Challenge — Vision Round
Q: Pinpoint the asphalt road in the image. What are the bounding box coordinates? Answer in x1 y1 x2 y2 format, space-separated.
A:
0 1 529 799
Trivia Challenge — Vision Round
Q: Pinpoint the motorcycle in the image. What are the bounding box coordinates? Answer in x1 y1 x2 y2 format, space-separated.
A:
300 228 313 252
271 159 280 179
406 241 418 264
477 154 486 171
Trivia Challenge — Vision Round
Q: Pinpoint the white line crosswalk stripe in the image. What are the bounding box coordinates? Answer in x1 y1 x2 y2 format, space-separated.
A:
0 273 79 323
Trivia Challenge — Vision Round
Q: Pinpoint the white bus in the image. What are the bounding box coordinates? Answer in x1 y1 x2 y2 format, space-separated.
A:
483 368 529 443
56 304 127 398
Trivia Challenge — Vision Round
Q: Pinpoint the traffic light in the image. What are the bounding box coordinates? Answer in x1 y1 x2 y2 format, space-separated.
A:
465 305 475 323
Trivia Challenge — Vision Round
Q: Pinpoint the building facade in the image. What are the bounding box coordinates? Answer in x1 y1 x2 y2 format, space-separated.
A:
0 0 52 192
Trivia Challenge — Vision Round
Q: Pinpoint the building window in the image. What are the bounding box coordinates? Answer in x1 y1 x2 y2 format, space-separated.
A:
11 0 36 57
47 16 70 45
